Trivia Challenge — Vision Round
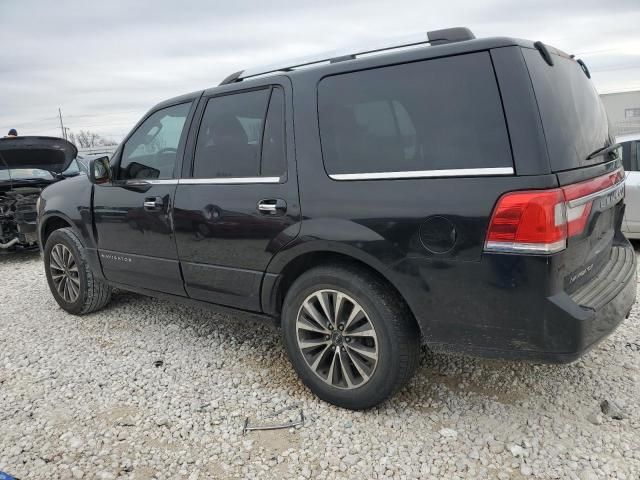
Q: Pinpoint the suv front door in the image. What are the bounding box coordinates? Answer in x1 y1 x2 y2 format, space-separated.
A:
173 79 300 310
94 100 196 295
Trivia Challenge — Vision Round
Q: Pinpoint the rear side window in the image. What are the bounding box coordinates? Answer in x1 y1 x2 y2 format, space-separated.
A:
193 87 286 178
522 48 610 172
318 52 512 177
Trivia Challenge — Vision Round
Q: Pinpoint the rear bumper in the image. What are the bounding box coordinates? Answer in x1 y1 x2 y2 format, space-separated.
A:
404 242 637 363
437 254 635 363
549 243 636 362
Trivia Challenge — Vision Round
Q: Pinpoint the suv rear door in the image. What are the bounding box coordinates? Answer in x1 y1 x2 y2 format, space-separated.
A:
173 77 299 311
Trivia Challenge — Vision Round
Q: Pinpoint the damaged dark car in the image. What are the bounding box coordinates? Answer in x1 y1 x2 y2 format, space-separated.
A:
0 136 80 252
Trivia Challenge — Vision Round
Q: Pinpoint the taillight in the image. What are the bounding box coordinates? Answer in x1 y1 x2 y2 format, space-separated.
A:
485 167 624 254
485 189 567 253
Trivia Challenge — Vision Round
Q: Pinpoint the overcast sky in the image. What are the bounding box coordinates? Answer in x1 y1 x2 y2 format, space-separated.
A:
1 0 639 142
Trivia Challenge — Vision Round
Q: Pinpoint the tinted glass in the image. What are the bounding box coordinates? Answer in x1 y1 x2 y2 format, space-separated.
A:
522 48 611 172
193 89 270 178
261 87 286 177
120 102 191 179
318 52 512 176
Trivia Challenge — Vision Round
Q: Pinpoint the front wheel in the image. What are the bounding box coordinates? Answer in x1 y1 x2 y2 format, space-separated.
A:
281 264 420 409
44 227 112 315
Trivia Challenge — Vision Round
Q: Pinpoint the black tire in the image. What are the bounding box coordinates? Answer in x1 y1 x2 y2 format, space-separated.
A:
281 264 420 409
44 227 112 315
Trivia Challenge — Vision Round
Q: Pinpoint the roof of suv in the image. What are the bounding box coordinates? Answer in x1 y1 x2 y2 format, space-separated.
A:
223 35 542 85
154 28 566 110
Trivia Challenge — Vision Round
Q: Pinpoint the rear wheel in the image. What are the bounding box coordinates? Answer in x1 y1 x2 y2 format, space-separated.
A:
44 227 112 314
281 264 420 409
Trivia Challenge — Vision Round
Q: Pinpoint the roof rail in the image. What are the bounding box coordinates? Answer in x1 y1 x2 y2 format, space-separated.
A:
219 27 475 86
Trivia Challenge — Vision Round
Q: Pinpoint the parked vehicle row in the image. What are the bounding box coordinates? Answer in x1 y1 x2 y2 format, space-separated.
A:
36 27 635 409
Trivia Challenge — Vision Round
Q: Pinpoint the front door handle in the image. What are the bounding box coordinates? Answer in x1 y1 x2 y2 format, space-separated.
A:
258 198 287 215
144 196 164 211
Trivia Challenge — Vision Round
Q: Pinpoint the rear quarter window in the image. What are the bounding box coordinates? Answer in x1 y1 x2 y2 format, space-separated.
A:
318 52 513 177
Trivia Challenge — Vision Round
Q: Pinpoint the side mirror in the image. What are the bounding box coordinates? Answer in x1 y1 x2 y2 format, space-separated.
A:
89 156 112 184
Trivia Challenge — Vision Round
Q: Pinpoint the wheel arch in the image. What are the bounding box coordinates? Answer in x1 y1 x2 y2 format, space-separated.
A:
39 212 106 281
262 245 421 336
39 213 75 247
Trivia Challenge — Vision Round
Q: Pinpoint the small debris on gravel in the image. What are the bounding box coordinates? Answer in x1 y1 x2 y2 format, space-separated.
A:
1 252 639 479
509 444 526 457
600 399 626 420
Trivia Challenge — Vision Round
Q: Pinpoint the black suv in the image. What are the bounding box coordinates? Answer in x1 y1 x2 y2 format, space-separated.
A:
38 28 636 409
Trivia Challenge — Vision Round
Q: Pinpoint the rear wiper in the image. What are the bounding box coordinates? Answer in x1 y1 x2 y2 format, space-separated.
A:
587 143 621 160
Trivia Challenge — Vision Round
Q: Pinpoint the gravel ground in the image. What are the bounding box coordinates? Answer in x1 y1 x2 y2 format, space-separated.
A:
0 251 639 480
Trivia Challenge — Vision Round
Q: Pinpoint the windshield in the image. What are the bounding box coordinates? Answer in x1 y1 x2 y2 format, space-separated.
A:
0 159 81 181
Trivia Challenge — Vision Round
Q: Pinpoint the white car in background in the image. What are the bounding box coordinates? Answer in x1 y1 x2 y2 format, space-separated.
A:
620 133 640 238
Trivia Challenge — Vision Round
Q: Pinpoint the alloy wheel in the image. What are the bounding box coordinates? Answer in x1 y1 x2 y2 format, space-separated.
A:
295 289 378 389
49 243 81 303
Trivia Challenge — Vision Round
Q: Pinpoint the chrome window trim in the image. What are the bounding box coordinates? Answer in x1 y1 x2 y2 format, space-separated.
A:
329 167 514 181
123 177 282 186
179 176 281 185
124 179 178 186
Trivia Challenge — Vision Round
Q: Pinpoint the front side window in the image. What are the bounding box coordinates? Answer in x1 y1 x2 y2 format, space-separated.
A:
120 102 191 180
193 87 286 178
318 52 513 177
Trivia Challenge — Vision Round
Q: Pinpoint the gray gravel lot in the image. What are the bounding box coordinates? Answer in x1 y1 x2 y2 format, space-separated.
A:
0 251 639 479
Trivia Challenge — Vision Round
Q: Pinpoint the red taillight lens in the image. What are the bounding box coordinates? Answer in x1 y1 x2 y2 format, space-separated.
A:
485 167 624 255
485 189 567 253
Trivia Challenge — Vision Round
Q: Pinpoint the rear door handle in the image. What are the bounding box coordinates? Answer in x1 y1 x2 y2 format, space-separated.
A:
258 198 287 215
144 196 164 211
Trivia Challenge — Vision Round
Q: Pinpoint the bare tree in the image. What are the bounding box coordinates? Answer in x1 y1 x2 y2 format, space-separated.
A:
71 130 118 148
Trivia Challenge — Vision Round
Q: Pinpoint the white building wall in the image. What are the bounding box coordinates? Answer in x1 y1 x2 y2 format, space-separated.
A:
600 91 640 136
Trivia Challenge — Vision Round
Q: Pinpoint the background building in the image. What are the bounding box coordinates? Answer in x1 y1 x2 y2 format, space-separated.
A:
601 90 640 137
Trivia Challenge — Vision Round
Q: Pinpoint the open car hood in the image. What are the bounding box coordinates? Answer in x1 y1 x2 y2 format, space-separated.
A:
0 136 77 173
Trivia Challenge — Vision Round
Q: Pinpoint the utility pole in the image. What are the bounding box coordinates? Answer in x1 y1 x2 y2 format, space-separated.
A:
58 108 66 140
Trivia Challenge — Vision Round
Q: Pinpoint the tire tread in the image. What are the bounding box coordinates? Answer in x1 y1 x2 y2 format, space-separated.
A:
282 262 420 409
46 227 112 314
